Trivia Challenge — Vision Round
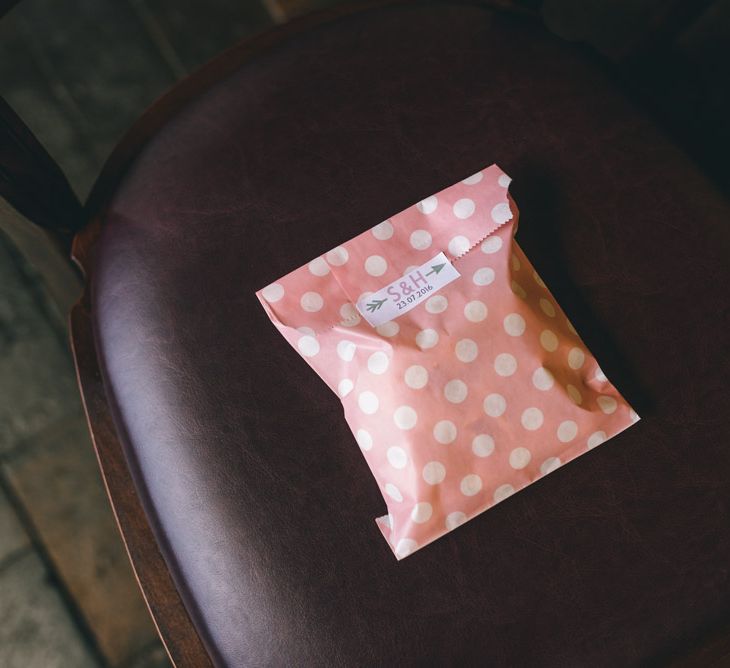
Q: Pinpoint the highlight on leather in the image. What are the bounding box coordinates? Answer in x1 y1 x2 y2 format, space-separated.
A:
256 164 639 559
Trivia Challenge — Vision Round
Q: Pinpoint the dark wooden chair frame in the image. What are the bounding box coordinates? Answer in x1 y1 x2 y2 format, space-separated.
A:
1 1 728 665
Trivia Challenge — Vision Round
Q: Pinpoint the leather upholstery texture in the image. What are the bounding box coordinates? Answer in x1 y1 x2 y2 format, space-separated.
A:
91 3 730 666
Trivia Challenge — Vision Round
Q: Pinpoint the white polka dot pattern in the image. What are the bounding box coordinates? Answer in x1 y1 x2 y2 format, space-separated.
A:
256 164 638 560
371 220 394 240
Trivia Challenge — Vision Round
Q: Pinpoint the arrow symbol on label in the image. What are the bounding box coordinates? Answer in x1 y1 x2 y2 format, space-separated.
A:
365 298 388 312
425 263 446 276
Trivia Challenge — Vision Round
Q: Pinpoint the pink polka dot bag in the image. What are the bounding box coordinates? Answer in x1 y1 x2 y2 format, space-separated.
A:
256 164 639 560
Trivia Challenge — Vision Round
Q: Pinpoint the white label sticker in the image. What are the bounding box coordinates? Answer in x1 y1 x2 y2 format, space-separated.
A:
356 252 461 327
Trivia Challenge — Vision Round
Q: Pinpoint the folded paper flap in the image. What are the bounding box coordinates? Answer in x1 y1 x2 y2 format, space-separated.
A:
326 164 514 306
255 257 354 337
256 164 516 335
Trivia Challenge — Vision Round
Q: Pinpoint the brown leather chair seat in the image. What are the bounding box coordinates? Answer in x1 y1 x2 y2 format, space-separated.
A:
90 3 730 665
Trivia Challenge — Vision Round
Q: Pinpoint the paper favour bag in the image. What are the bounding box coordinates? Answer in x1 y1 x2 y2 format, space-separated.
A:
256 164 639 560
